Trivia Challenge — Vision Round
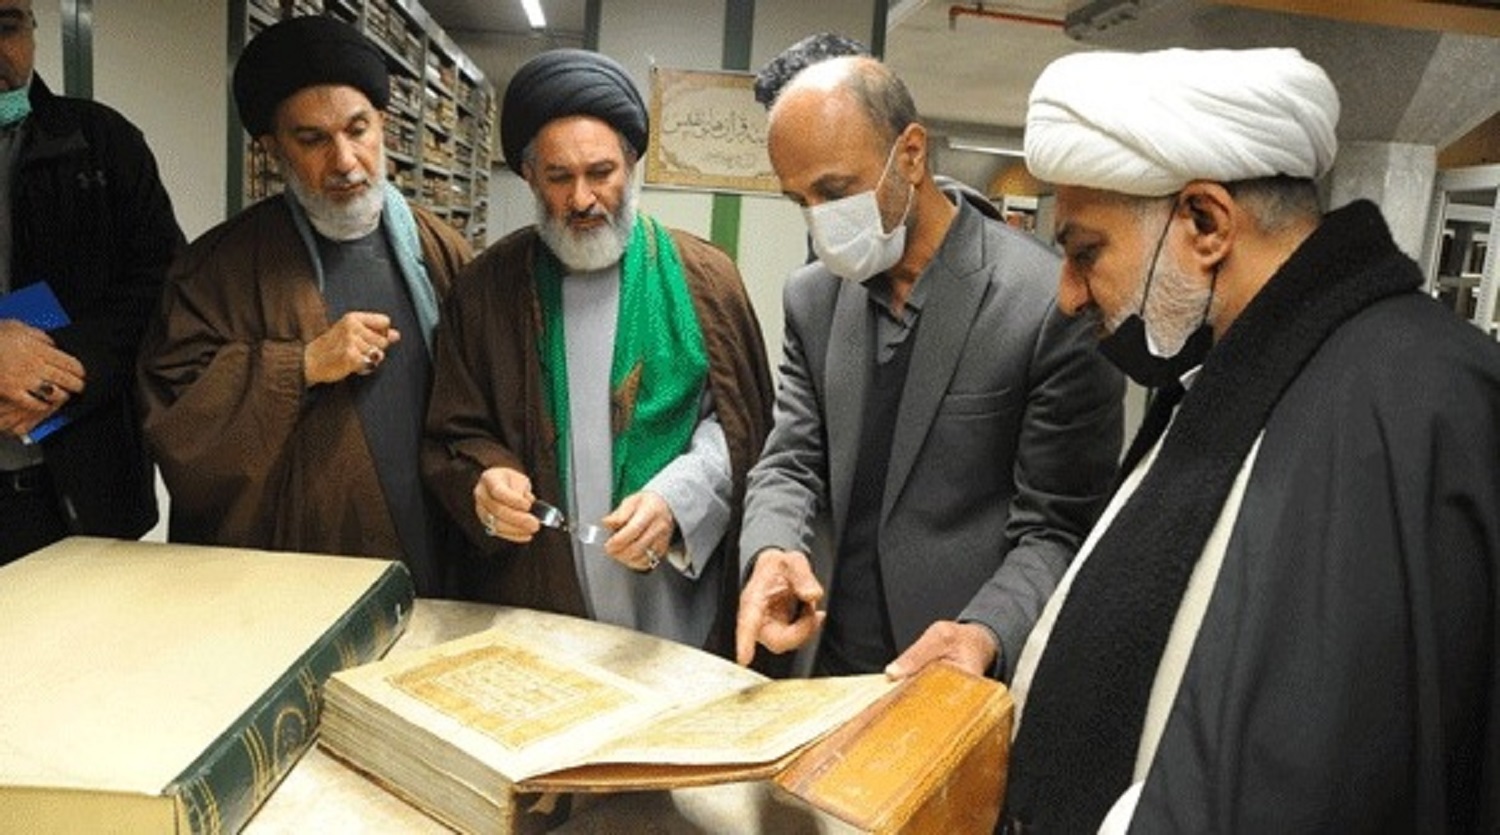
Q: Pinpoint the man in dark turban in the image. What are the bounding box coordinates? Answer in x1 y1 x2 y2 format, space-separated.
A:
138 14 472 596
422 48 773 657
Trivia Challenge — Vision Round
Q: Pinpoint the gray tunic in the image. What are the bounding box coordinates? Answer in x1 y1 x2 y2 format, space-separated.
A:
561 263 731 647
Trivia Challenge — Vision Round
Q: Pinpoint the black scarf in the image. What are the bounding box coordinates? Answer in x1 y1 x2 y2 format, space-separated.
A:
1002 200 1422 833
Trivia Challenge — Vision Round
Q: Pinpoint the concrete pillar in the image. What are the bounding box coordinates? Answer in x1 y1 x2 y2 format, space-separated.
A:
1328 141 1438 261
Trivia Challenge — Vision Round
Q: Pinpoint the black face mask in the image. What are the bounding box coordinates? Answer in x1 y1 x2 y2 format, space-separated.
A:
1098 316 1213 388
1097 195 1215 388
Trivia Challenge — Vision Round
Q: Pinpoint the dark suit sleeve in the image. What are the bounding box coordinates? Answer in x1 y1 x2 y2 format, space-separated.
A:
959 301 1124 678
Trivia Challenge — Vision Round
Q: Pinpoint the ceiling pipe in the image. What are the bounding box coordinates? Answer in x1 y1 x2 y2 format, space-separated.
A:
949 3 1067 29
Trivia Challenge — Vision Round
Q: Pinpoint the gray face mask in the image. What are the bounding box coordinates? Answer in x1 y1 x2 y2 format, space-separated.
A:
802 137 913 282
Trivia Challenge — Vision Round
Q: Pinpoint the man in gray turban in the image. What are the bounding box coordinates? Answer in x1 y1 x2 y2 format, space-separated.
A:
138 15 473 596
422 49 773 656
1002 47 1500 834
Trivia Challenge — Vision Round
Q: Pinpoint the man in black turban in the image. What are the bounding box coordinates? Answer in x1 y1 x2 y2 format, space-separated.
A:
422 49 773 660
231 14 390 139
138 15 473 597
498 48 647 177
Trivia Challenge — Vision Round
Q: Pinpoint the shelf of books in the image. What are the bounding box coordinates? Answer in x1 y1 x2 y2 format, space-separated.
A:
230 0 495 247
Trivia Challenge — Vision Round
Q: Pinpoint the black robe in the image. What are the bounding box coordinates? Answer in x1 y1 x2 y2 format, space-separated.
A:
1134 212 1500 832
1013 203 1500 832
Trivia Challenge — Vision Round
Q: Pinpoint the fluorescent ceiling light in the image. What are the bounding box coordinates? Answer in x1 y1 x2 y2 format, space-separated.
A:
521 0 546 29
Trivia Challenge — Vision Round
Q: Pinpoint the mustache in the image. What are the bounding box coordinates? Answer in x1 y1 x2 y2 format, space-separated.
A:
567 205 609 223
325 171 369 189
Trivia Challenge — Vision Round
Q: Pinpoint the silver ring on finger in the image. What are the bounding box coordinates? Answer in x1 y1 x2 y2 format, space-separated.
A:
643 548 661 571
482 511 497 537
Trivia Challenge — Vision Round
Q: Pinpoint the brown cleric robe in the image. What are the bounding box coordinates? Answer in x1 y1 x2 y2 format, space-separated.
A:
136 195 471 583
421 224 773 657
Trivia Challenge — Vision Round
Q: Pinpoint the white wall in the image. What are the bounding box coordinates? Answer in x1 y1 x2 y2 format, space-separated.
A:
93 0 228 240
31 1 61 85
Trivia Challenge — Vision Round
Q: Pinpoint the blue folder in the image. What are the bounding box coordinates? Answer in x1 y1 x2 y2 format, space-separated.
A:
0 281 72 444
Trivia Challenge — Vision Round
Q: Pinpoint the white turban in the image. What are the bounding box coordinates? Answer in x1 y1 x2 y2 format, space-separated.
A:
1024 48 1340 196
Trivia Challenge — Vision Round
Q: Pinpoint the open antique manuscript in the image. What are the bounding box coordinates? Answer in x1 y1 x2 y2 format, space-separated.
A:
319 608 901 834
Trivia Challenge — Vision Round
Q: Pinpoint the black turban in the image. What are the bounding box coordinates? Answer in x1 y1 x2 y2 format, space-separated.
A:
233 15 390 137
500 48 648 176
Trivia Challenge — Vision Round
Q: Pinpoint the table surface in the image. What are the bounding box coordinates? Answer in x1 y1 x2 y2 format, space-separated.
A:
244 599 835 834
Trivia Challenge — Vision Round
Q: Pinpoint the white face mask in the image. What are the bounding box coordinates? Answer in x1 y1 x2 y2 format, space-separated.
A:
803 137 913 282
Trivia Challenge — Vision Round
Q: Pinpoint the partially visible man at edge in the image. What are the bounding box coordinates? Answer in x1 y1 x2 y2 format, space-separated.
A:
735 55 1124 679
422 49 772 654
1002 47 1500 833
0 0 183 564
137 16 471 595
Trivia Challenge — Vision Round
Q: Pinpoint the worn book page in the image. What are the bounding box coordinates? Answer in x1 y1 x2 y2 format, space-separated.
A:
582 675 895 766
325 610 892 786
391 642 645 752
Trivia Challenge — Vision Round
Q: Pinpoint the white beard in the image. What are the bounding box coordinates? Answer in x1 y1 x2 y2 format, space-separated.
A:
281 146 387 241
534 170 641 273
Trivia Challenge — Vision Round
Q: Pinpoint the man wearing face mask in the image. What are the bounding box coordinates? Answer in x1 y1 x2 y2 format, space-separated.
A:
735 56 1124 681
0 0 184 564
422 49 772 653
1002 48 1500 833
136 16 471 595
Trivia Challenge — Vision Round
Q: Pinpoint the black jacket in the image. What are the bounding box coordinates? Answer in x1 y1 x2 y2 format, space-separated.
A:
12 75 184 537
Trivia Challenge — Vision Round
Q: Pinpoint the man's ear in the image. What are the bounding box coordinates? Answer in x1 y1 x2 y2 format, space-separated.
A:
898 123 926 184
1177 180 1234 266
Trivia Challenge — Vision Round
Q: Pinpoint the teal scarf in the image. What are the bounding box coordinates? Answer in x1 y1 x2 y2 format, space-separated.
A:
285 180 441 352
536 214 709 505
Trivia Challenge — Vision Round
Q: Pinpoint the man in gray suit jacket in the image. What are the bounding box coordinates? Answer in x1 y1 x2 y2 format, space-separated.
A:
735 55 1123 680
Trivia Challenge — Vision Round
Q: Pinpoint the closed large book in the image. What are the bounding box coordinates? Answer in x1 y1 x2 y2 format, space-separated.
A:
319 609 1011 834
772 662 1013 833
0 537 413 834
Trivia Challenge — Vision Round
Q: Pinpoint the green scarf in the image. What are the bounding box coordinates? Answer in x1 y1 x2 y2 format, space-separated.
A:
536 214 709 506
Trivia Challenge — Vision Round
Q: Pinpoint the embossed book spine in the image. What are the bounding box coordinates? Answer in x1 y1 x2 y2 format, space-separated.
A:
167 559 415 833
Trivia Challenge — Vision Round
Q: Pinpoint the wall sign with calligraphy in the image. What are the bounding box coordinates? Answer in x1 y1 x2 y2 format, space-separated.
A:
647 67 779 194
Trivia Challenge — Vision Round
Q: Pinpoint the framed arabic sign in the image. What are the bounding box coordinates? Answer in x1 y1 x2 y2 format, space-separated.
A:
646 67 779 194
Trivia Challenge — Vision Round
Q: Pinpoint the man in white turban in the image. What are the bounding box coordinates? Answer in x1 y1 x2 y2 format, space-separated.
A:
1001 47 1500 834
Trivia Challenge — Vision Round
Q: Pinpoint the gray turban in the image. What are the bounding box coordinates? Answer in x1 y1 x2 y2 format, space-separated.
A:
1025 48 1340 196
500 49 648 176
233 15 390 138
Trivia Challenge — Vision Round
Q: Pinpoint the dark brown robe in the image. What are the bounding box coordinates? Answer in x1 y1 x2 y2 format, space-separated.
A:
137 197 471 577
421 225 773 657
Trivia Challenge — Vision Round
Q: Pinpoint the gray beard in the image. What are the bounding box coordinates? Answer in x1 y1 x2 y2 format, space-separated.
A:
534 174 640 273
1122 258 1213 357
281 147 387 241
